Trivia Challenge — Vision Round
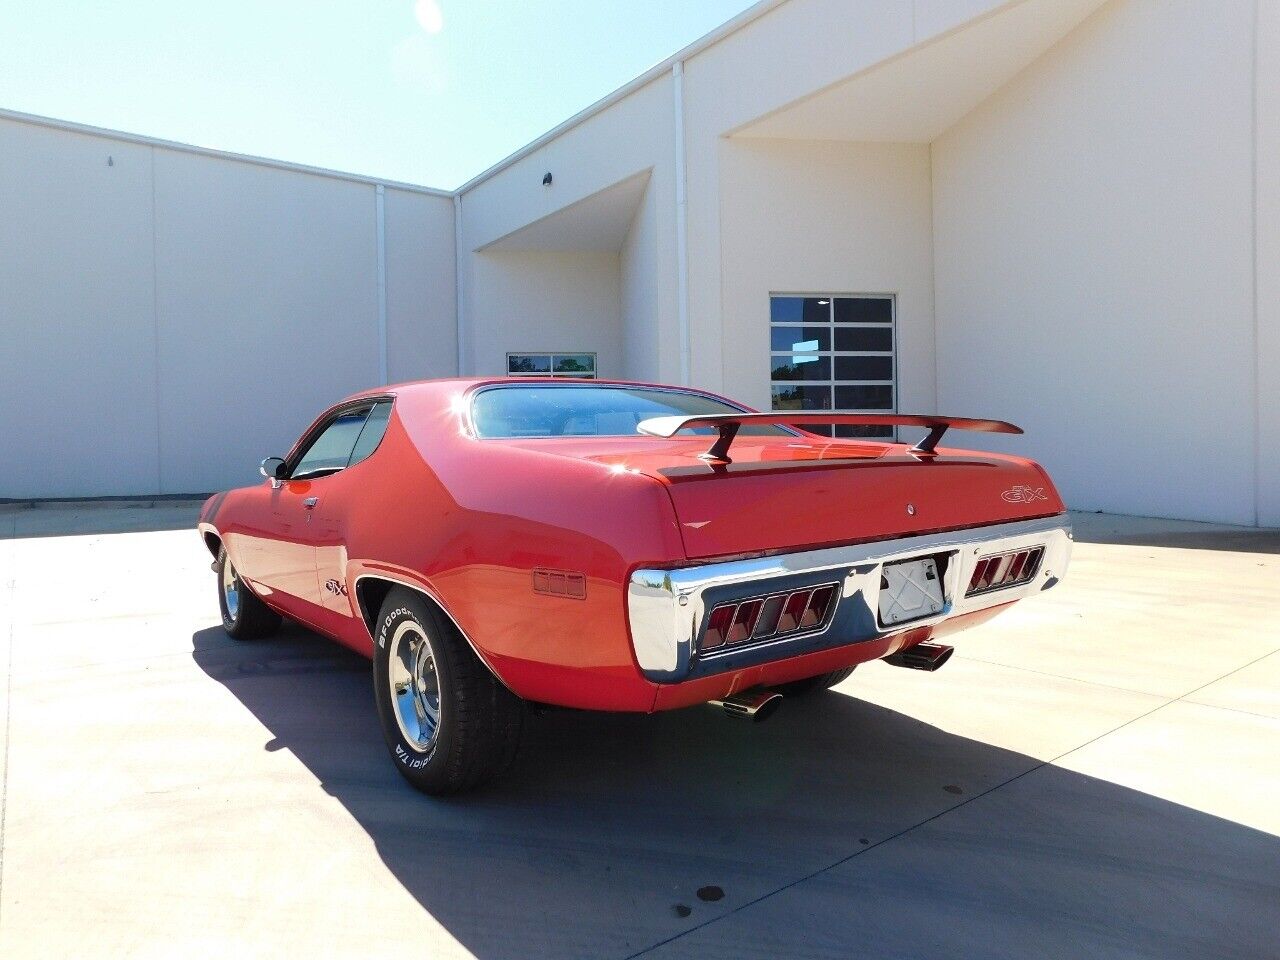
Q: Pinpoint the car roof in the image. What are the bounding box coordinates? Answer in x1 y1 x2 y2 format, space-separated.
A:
338 377 727 404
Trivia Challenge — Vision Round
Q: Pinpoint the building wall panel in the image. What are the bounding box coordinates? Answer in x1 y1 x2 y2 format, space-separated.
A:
468 250 622 379
932 0 1258 523
621 181 661 383
384 188 457 384
0 119 159 497
0 115 455 497
718 139 935 417
459 76 676 380
152 149 380 493
1257 0 1280 527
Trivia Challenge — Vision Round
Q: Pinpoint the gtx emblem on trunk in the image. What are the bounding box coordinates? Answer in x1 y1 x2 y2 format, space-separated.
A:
1001 485 1048 504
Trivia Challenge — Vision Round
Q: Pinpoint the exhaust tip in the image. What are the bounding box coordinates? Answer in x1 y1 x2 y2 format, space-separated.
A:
883 642 954 672
710 690 783 722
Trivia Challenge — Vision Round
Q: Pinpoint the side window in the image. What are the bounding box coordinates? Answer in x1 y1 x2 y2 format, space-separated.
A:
291 406 373 479
348 400 393 467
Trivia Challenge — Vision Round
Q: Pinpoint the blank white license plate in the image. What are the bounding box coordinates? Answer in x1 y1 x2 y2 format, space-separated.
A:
879 557 945 626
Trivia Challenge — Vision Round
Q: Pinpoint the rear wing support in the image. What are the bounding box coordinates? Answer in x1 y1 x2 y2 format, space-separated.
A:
636 413 1022 464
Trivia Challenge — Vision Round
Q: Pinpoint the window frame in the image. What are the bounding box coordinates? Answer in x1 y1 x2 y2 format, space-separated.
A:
768 292 898 440
505 352 598 379
285 395 395 480
346 399 394 469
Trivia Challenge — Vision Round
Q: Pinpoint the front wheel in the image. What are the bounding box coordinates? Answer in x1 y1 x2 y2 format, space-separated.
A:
216 546 281 640
372 589 524 796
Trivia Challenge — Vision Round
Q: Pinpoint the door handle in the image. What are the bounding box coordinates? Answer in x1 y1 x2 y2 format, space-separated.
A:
302 497 319 510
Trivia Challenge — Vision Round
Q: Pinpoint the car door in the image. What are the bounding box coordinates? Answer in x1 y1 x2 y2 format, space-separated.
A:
224 482 321 622
311 399 394 614
250 402 376 616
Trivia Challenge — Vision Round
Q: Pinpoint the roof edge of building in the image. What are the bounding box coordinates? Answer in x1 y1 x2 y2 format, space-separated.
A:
454 0 789 196
0 106 454 198
0 0 790 198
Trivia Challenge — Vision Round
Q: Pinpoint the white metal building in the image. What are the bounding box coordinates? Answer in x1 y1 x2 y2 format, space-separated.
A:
2 0 1277 527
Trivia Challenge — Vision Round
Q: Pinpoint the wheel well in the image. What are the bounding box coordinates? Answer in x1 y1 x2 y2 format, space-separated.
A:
353 576 512 692
354 576 398 638
202 532 222 558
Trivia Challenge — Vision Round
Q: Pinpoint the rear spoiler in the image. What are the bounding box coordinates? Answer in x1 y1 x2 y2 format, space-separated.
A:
636 413 1022 463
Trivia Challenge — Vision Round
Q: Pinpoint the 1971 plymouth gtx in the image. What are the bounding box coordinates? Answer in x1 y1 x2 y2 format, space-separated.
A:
198 378 1071 795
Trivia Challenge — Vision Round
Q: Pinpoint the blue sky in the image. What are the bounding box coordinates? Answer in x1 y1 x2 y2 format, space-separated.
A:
0 1 756 189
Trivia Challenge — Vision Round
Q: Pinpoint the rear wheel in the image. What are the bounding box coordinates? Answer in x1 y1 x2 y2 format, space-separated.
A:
216 545 281 640
372 589 524 796
775 665 856 697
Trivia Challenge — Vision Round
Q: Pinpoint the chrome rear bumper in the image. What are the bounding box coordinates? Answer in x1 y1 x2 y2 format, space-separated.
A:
627 515 1072 682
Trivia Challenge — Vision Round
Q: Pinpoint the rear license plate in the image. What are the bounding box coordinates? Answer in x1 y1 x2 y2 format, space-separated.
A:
879 556 945 626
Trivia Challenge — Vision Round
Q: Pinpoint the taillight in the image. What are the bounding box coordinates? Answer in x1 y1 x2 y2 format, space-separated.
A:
967 546 1043 596
728 599 763 644
777 591 811 634
700 584 839 652
802 585 836 628
752 595 784 638
703 604 735 649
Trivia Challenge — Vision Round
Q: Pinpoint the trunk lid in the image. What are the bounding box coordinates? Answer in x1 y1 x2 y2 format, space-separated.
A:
511 434 1064 561
658 443 1062 559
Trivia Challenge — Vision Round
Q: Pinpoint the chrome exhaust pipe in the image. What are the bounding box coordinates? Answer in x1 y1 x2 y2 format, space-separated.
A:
883 642 954 672
709 690 783 722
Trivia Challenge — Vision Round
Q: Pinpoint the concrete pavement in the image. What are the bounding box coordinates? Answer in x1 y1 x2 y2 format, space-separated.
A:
0 505 1277 959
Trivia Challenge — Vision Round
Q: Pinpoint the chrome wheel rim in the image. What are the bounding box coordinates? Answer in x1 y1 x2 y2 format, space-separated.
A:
388 621 442 753
221 557 241 620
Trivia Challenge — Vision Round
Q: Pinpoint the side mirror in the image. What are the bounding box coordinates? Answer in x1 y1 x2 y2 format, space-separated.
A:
260 457 288 481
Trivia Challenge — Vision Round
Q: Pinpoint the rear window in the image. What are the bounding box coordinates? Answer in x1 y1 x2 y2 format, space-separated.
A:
470 385 790 439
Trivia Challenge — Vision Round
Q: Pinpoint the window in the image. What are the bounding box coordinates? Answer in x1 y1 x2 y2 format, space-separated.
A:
348 400 393 467
291 400 392 479
471 384 789 439
769 295 896 438
507 353 597 379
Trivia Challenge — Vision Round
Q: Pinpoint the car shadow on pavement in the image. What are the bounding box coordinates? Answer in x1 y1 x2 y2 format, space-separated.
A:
192 625 1279 960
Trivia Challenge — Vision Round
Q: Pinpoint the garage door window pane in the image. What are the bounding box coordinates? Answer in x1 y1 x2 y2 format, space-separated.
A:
834 355 893 381
771 354 830 381
834 424 893 439
835 385 893 409
770 326 830 352
834 297 892 324
771 296 831 325
834 326 892 352
771 384 832 410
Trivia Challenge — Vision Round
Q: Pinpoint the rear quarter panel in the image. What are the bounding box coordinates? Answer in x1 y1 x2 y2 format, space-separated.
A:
343 386 687 710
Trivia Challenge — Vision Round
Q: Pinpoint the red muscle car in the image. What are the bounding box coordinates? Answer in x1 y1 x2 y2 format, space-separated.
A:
198 379 1071 795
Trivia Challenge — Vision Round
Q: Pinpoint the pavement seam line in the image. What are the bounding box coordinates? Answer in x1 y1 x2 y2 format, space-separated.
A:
952 652 1175 699
1167 646 1280 718
624 646 1280 959
1177 699 1280 723
957 646 1280 702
